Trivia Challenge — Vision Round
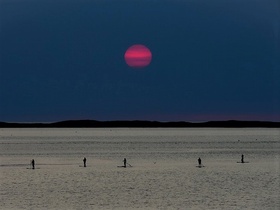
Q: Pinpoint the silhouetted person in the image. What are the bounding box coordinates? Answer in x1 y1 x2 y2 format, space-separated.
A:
241 154 244 163
198 157 202 166
123 158 127 168
83 157 87 167
31 159 35 169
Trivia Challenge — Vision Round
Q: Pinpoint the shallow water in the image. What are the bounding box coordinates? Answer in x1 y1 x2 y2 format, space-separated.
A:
0 128 279 209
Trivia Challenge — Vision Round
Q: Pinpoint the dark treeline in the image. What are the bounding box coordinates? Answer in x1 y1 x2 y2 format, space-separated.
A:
0 120 279 128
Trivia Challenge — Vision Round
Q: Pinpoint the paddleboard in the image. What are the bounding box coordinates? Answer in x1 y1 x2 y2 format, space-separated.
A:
237 161 249 163
196 165 205 168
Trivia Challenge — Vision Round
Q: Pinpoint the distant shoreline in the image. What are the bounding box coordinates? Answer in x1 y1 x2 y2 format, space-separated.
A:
0 120 279 128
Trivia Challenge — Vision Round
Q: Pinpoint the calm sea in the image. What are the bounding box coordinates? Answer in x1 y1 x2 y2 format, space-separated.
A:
0 128 279 209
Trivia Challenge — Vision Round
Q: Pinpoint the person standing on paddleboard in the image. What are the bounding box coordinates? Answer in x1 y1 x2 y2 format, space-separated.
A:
198 157 202 166
123 158 127 168
31 159 35 169
241 154 244 163
83 157 87 167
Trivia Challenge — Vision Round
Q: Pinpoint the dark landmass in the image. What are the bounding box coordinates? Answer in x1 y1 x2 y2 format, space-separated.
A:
0 120 279 128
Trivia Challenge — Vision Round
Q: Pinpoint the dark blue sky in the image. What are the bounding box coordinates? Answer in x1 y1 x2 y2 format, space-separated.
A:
1 0 279 122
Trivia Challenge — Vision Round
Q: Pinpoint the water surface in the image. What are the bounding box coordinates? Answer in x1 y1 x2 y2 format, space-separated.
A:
0 128 279 209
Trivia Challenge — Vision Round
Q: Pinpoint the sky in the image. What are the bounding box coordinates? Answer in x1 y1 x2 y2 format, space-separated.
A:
1 0 279 122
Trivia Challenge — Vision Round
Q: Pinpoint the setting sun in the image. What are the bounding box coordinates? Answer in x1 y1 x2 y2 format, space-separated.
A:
124 44 152 68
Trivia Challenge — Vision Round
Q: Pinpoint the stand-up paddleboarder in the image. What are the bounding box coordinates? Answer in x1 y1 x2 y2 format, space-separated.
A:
241 154 244 163
123 158 127 168
83 157 87 167
198 157 202 166
31 159 35 169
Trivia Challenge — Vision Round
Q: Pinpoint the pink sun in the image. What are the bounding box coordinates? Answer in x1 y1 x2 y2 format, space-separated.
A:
124 44 152 68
